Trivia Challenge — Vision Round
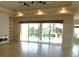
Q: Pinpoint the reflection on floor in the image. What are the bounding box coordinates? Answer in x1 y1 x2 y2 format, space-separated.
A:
0 42 79 57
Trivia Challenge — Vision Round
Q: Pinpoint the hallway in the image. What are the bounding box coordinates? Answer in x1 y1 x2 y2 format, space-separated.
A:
0 42 79 57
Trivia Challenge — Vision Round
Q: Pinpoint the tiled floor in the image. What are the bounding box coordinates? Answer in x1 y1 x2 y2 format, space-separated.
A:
0 42 79 57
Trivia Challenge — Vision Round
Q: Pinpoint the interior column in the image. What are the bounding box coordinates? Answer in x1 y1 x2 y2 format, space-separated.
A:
63 15 74 46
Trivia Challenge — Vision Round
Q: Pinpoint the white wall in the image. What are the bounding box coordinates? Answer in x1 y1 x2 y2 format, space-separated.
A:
74 19 79 24
0 11 10 41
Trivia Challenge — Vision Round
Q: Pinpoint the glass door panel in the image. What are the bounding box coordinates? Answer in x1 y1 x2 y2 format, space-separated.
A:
74 28 79 38
29 23 39 42
41 23 50 43
20 23 28 41
50 23 63 44
73 27 79 44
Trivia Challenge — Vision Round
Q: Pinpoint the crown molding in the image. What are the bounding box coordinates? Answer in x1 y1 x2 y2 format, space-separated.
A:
0 4 14 15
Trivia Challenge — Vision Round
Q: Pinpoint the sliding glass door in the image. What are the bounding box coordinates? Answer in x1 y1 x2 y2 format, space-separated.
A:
29 23 39 42
41 23 50 43
50 23 63 44
20 22 63 44
20 23 28 41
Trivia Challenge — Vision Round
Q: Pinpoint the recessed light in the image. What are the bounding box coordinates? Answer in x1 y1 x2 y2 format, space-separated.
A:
17 12 24 16
36 10 44 15
58 7 69 14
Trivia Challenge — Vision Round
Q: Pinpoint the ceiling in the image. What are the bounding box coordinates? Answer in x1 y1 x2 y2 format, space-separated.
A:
0 1 79 21
0 1 72 11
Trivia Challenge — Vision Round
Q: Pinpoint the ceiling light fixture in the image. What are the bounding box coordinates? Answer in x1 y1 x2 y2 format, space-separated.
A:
59 7 69 14
17 12 24 16
36 10 44 15
19 1 46 7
